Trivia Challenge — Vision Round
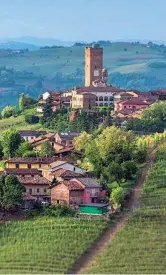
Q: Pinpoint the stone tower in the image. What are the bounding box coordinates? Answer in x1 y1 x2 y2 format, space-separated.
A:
85 45 103 87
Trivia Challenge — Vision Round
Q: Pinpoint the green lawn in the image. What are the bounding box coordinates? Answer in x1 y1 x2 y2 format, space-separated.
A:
0 217 107 274
86 160 166 274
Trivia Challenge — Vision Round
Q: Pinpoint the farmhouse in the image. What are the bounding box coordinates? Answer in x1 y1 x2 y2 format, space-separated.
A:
50 177 106 207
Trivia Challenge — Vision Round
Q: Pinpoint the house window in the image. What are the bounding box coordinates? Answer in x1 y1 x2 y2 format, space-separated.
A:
104 103 108 106
39 164 41 168
99 96 103 101
44 188 47 193
28 164 31 169
16 164 19 169
99 103 103 107
29 188 32 195
104 96 108 101
73 167 76 171
57 200 59 204
37 188 40 193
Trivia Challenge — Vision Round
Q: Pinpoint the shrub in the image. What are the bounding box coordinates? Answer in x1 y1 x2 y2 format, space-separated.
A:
1 105 17 118
24 114 39 124
42 205 76 217
110 187 126 206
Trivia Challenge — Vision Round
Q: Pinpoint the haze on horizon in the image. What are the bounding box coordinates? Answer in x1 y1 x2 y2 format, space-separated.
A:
0 0 165 42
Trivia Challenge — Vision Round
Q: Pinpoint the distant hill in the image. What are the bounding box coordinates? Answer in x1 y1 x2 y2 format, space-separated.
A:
8 36 75 47
0 41 38 50
0 41 166 109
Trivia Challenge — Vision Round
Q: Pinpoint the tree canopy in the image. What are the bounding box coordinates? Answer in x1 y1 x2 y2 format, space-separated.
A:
0 175 25 210
40 141 55 157
75 126 138 185
1 129 22 158
126 101 166 133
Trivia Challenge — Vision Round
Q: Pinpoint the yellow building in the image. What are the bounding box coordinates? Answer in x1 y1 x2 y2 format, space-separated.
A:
6 157 57 169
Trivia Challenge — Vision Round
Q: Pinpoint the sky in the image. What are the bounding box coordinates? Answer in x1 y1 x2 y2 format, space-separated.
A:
0 0 166 42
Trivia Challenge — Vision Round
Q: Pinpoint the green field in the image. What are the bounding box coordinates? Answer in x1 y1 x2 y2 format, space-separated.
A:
0 107 42 132
0 217 107 274
1 42 166 109
86 159 166 274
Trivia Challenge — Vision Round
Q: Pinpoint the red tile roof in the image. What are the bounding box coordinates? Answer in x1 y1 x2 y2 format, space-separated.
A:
18 175 51 185
74 85 125 94
120 99 149 106
6 157 58 164
3 169 40 176
51 168 83 178
63 180 84 190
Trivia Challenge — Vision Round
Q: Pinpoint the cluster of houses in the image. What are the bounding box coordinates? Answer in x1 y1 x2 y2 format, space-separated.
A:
36 45 166 122
1 130 108 215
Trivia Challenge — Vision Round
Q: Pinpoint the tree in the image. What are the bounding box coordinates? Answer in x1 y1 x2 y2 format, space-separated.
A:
15 142 33 157
1 129 22 158
1 105 17 118
74 126 138 185
40 141 55 157
0 141 3 158
74 131 92 152
121 160 137 181
110 187 126 206
19 93 36 110
1 175 25 210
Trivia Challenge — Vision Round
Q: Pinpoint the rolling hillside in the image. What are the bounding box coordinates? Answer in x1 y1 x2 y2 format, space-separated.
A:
0 42 166 109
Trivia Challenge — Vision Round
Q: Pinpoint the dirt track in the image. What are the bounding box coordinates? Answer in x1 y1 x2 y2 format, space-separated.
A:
69 146 158 274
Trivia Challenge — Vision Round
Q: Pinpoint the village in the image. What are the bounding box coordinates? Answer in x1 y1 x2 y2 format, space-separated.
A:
0 44 166 218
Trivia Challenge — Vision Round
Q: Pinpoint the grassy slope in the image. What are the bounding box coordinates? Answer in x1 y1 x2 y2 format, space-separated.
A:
0 107 43 132
86 160 166 274
0 43 164 77
0 218 107 274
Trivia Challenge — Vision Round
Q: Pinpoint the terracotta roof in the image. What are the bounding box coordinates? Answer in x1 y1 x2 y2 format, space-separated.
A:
63 180 84 190
51 168 83 178
18 175 51 185
3 169 40 176
120 99 149 106
6 157 58 164
73 178 101 188
31 137 50 146
45 133 55 138
56 147 74 154
74 85 125 93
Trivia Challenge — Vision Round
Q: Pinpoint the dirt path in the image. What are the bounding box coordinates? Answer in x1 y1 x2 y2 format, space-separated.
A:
69 146 158 274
